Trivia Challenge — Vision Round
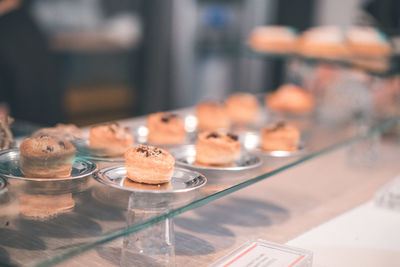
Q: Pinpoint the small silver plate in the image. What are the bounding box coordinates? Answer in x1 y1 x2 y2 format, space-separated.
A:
0 149 97 181
94 166 207 194
170 145 262 171
241 131 305 157
72 139 125 162
0 149 96 194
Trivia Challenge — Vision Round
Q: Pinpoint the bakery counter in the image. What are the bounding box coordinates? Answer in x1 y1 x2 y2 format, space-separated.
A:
0 109 398 266
53 133 400 266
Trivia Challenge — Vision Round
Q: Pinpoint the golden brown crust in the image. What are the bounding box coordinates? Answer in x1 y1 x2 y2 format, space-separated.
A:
261 122 300 151
266 84 314 114
225 93 259 123
196 101 231 131
20 136 76 178
89 122 134 157
347 42 391 57
19 193 75 218
147 112 186 144
195 131 241 166
125 145 175 184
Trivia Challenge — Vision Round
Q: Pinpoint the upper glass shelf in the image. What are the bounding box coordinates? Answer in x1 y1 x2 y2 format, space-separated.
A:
195 43 400 77
0 105 399 266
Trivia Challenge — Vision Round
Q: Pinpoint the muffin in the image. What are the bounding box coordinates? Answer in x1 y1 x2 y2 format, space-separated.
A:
249 26 298 53
147 112 186 144
89 122 134 157
225 93 259 123
195 131 241 166
20 136 76 178
261 122 300 151
266 84 314 114
33 123 83 141
19 193 75 218
125 145 175 184
196 101 231 131
346 26 391 57
297 26 349 59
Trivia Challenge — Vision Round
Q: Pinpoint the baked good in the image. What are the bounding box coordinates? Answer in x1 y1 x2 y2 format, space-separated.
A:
89 122 134 157
261 122 300 151
346 26 391 57
19 193 75 218
125 145 175 184
195 131 241 166
32 123 83 140
249 26 298 53
147 112 186 144
266 84 314 114
225 93 259 123
0 116 14 150
297 26 349 59
196 101 231 131
20 136 76 178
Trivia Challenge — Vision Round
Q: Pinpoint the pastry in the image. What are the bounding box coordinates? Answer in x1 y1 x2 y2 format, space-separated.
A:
196 101 231 131
125 145 175 184
0 116 14 150
261 122 300 151
266 84 314 114
20 136 76 178
19 193 75 219
32 123 83 140
297 26 349 59
89 122 134 157
195 131 241 166
225 93 259 123
249 26 298 53
147 112 186 144
346 26 391 57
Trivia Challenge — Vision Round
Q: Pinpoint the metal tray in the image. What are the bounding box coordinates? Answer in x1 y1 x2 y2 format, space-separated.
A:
241 131 305 157
94 166 207 208
170 145 262 171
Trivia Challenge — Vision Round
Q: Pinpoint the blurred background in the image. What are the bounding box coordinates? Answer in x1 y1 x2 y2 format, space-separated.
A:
0 0 399 127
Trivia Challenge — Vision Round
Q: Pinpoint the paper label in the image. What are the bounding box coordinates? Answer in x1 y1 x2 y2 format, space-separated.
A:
211 240 308 267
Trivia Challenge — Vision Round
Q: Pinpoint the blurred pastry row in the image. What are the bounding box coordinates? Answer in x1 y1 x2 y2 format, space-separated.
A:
248 25 392 59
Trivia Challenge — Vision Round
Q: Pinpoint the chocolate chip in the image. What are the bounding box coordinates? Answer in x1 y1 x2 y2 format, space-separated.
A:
161 117 170 123
206 132 219 139
161 113 178 123
46 146 54 152
58 141 65 149
227 133 238 141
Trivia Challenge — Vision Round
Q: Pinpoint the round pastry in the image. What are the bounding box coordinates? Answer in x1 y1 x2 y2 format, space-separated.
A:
196 101 231 131
261 122 300 151
346 26 391 57
249 25 298 53
147 112 186 144
225 93 259 123
266 84 314 114
297 26 349 59
20 136 76 178
19 193 75 218
89 122 134 157
195 131 241 166
125 145 175 184
32 123 83 140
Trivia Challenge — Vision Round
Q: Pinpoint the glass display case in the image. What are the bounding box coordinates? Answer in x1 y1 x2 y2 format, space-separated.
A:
1 42 400 267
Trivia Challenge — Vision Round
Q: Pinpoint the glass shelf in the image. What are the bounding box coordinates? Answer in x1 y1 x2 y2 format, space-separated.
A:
245 46 400 77
0 106 399 266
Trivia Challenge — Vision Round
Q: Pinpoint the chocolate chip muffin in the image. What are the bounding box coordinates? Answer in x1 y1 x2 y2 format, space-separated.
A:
20 136 76 178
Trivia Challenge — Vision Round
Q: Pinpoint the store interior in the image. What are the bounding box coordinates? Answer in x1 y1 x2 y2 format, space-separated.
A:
0 0 400 267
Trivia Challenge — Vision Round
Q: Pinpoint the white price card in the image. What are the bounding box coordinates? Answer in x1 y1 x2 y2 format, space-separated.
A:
210 239 312 267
